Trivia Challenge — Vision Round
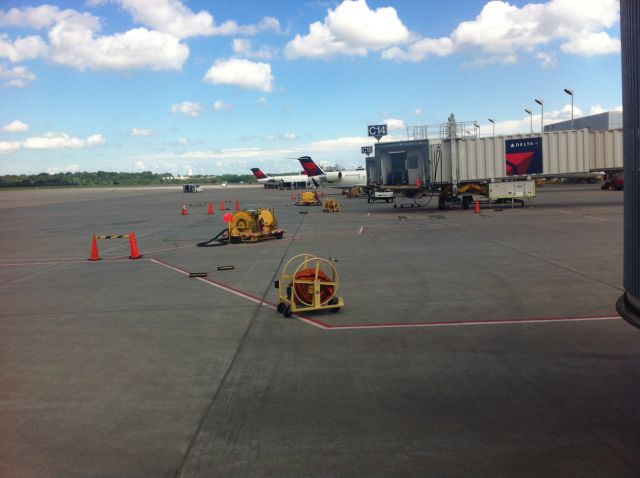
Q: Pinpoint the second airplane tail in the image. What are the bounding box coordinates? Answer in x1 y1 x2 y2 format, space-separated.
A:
251 168 269 180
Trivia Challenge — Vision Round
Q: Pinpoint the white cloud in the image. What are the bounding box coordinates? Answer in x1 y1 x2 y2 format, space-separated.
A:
310 135 385 150
285 0 410 59
0 5 189 72
112 0 280 38
170 102 203 117
257 96 268 106
281 132 297 140
131 127 153 136
213 99 233 111
115 0 216 38
536 51 557 68
0 63 36 87
133 160 146 169
22 132 106 149
0 5 99 30
0 34 48 62
1 120 29 133
48 24 189 71
382 37 453 62
232 38 275 60
127 133 405 174
1 132 106 152
41 163 81 174
384 118 406 131
87 134 106 146
561 31 620 56
203 58 274 92
413 108 423 116
381 0 620 63
0 141 21 154
462 53 518 68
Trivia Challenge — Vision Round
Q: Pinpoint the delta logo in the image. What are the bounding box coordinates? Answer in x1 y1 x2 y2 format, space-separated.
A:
505 138 543 176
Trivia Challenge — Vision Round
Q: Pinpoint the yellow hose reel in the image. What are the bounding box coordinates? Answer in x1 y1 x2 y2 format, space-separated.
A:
322 199 341 212
228 208 284 243
274 254 344 318
295 191 322 206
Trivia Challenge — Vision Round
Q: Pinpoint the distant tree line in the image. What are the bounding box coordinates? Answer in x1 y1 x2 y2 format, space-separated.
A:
0 171 257 188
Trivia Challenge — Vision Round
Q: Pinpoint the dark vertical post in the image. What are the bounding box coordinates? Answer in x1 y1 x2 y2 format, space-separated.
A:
617 0 640 328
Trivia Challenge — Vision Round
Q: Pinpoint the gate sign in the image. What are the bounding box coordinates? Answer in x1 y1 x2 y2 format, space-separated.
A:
368 124 387 140
505 137 543 176
361 146 373 155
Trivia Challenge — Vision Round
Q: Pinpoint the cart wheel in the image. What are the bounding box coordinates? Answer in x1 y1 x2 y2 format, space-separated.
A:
331 307 340 313
277 302 285 313
276 231 284 239
283 304 292 318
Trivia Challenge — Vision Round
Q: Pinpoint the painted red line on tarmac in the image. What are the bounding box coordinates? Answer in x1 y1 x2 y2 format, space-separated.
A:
147 259 621 332
0 257 85 262
149 258 328 329
0 257 150 266
320 315 621 330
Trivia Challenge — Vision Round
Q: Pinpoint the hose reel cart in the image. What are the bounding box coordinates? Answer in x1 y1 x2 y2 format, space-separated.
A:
197 208 284 247
274 254 344 318
229 208 284 243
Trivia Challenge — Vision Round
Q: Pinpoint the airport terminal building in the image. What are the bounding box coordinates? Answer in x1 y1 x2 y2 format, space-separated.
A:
544 111 623 132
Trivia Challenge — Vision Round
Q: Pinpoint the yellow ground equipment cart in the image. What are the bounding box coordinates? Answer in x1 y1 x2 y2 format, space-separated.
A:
322 199 341 212
274 254 343 318
229 208 284 243
295 191 322 206
196 208 284 247
343 186 367 198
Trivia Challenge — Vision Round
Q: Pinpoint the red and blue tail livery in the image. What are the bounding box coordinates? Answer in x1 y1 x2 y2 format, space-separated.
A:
298 156 325 177
251 168 269 180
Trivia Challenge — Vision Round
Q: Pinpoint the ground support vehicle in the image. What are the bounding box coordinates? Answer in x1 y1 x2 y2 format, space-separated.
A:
183 184 203 193
367 190 394 204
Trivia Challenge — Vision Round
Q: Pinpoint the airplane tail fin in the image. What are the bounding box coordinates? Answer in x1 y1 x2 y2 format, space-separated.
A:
298 156 325 177
251 168 268 180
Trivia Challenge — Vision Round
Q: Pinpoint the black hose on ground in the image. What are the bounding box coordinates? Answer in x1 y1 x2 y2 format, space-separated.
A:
197 228 230 247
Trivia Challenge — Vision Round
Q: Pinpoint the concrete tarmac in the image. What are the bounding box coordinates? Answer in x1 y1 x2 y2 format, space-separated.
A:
0 184 638 477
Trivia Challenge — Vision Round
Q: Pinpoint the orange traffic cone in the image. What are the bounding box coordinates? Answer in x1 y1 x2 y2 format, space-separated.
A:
291 191 295 200
181 205 188 216
207 202 214 215
235 199 240 210
129 232 143 259
220 200 226 211
88 234 101 261
474 198 481 213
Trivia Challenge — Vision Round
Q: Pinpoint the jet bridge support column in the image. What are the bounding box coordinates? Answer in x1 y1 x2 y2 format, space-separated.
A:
617 0 640 329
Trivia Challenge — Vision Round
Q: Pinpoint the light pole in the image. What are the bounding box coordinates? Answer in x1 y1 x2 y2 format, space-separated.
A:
524 109 532 134
488 118 495 137
563 88 574 129
534 98 544 133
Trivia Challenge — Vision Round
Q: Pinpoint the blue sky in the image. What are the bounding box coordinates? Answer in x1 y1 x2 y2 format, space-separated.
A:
0 0 622 176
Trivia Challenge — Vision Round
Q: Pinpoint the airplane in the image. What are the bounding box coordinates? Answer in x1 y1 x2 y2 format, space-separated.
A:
297 156 367 188
250 167 313 189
